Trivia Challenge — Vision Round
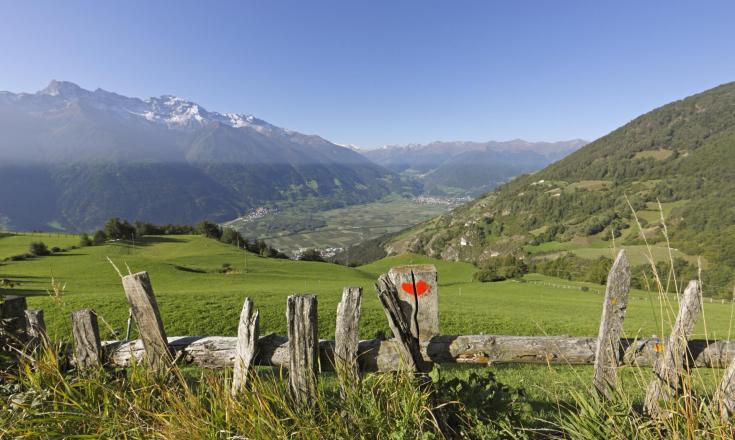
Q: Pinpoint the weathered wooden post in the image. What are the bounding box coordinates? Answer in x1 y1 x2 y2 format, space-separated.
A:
713 353 735 421
287 294 318 405
232 297 259 395
24 309 46 350
71 309 102 370
121 272 173 373
375 274 428 373
713 287 735 421
0 296 28 355
335 287 362 390
24 309 46 340
592 250 631 398
387 265 439 341
644 280 702 418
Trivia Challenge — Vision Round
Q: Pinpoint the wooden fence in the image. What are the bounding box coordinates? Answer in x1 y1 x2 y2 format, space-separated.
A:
3 249 735 419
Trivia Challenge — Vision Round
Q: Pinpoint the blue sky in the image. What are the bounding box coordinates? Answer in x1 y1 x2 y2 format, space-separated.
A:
2 1 734 148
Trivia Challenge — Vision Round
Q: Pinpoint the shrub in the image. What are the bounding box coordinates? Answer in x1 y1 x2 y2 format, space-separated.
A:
8 254 29 261
474 270 507 282
79 233 93 247
220 227 244 247
219 262 233 273
429 366 530 436
28 242 50 257
93 230 107 245
134 221 195 236
299 248 325 262
196 220 222 240
104 218 136 240
474 255 528 282
584 256 613 285
51 247 61 253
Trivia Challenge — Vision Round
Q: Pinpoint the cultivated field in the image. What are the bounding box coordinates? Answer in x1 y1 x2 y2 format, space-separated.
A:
225 196 451 255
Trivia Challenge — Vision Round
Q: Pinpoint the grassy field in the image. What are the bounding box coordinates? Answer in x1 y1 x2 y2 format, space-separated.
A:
524 239 694 266
2 233 731 342
2 232 733 419
634 200 689 225
225 195 450 255
0 232 80 259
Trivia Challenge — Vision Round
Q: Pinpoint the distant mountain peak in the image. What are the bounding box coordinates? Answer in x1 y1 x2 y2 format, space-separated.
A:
376 139 588 156
0 80 407 231
17 80 297 136
0 80 379 165
39 80 85 97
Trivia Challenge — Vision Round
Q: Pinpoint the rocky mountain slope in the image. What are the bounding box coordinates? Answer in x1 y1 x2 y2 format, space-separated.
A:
0 81 413 231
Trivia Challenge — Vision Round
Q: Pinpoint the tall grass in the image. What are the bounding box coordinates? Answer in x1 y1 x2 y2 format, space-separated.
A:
0 336 527 439
1 347 426 438
549 199 735 439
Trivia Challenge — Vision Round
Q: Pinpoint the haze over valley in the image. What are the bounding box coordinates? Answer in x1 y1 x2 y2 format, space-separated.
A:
0 81 585 257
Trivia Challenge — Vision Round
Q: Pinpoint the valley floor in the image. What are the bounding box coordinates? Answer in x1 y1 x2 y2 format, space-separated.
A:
223 195 453 257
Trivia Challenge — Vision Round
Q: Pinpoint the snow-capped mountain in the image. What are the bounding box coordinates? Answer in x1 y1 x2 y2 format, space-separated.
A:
0 81 413 231
34 80 271 131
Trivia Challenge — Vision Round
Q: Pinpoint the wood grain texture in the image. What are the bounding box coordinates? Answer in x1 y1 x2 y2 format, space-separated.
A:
713 293 735 420
104 334 735 371
644 280 702 418
0 296 28 352
375 274 429 372
713 351 735 421
71 309 102 370
24 309 46 349
121 272 173 372
335 287 362 388
387 265 439 340
232 298 259 395
592 250 631 398
287 294 318 405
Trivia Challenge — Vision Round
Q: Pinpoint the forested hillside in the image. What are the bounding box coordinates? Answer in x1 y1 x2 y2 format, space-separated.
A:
396 82 735 294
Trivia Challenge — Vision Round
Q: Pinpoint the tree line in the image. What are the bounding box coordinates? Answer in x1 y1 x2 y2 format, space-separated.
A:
77 218 290 259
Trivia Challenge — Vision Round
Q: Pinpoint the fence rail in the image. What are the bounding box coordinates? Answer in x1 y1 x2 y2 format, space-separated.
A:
100 334 735 371
3 249 735 419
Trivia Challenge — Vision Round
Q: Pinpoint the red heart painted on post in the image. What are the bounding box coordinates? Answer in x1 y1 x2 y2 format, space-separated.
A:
401 280 429 297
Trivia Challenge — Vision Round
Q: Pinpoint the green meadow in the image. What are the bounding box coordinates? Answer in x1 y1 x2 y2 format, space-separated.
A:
2 233 732 343
2 232 734 418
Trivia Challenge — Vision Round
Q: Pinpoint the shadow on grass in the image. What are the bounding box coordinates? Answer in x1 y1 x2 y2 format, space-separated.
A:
0 288 49 297
128 236 187 246
0 274 46 279
170 264 207 274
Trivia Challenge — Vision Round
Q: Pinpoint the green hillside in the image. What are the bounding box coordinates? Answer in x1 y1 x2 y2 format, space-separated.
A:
396 82 735 294
2 233 734 344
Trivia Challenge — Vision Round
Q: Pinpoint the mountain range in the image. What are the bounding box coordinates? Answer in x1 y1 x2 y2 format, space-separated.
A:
0 81 587 233
0 81 413 231
363 139 587 196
